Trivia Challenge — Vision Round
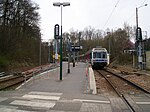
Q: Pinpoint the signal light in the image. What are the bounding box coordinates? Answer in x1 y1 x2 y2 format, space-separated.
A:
54 24 59 39
136 27 142 41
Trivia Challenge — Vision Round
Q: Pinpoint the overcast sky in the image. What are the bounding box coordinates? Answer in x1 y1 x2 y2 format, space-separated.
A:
32 0 150 41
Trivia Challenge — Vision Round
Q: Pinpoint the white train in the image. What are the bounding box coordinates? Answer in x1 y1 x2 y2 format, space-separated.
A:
81 47 109 69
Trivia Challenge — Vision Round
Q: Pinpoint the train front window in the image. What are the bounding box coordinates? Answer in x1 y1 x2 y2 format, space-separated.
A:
102 52 106 58
93 52 96 58
97 53 101 58
93 52 106 58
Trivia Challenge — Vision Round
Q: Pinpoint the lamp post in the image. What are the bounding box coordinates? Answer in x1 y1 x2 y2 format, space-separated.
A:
106 29 111 55
39 37 41 65
136 4 147 70
53 2 70 80
136 4 147 28
48 40 50 63
67 37 71 73
77 32 81 64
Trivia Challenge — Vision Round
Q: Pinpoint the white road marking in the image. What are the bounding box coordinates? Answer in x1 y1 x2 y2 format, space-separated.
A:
9 92 63 110
10 100 55 109
22 94 60 101
0 97 8 102
136 102 150 104
73 99 110 104
29 91 62 96
38 67 59 76
0 108 34 112
12 92 62 100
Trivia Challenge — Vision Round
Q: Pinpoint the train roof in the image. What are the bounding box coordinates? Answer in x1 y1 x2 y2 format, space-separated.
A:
84 47 107 56
92 48 107 52
76 47 108 58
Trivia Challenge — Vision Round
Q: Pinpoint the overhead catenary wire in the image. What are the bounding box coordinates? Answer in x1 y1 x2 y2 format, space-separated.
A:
102 0 121 30
126 0 147 24
141 0 147 5
126 13 134 23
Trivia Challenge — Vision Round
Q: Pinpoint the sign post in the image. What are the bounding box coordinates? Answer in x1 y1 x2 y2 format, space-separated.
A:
71 45 83 67
54 24 59 60
136 27 143 70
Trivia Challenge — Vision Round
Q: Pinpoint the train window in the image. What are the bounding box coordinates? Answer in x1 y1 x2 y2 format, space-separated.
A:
93 52 96 58
90 53 92 58
93 52 107 58
97 53 101 58
102 53 106 58
93 52 100 58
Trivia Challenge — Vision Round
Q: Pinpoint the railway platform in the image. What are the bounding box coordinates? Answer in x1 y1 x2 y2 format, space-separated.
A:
0 62 150 112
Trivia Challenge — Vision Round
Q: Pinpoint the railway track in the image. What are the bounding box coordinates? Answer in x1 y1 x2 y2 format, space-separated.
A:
96 69 150 112
0 64 58 90
0 72 5 77
0 75 25 90
106 69 150 94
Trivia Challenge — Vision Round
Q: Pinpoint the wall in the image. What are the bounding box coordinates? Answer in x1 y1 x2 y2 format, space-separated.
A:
146 51 150 69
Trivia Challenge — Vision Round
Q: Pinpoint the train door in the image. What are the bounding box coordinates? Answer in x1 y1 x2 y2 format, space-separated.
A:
107 53 110 65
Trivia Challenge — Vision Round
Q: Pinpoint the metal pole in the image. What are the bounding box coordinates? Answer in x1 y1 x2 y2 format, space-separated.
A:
68 52 70 73
39 37 41 65
61 5 62 28
73 43 75 67
109 35 110 55
53 42 55 63
77 32 81 64
136 7 141 69
142 41 146 69
60 5 63 80
136 7 138 28
77 52 79 64
136 5 147 70
48 41 50 63
138 42 142 70
133 53 135 68
67 38 70 73
55 39 58 59
53 2 70 79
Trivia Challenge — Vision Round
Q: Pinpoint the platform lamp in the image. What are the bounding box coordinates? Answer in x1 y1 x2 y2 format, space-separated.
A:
135 4 147 70
53 2 70 80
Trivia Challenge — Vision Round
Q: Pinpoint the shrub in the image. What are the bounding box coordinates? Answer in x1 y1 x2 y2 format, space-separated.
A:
0 55 10 70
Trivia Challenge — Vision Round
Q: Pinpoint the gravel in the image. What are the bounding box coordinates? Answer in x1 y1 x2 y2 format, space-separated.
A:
94 65 150 96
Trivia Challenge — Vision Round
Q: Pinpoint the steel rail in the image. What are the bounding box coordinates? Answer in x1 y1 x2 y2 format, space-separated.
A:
0 72 5 77
0 75 25 90
0 64 58 90
97 70 135 112
106 69 150 94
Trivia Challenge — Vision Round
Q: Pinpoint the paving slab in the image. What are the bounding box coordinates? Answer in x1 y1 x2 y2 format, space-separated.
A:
0 62 112 112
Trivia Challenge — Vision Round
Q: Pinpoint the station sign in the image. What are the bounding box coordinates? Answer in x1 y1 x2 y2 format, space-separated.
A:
71 45 83 52
123 49 135 55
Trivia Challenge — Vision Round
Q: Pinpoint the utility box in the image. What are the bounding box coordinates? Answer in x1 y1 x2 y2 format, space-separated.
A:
146 51 150 69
